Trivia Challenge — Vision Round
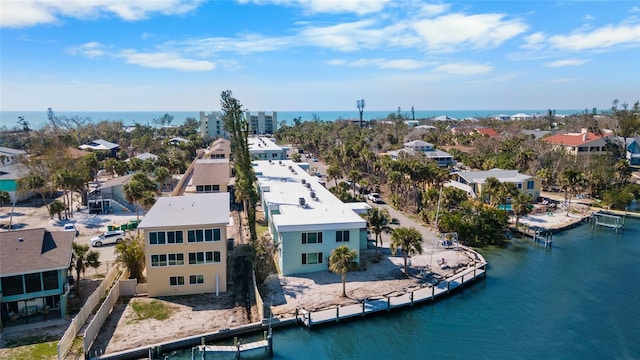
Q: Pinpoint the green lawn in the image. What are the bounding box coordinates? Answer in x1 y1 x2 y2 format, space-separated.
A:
0 335 59 360
128 299 175 323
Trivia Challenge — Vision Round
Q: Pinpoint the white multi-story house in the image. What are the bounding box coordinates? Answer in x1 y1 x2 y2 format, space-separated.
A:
254 160 368 276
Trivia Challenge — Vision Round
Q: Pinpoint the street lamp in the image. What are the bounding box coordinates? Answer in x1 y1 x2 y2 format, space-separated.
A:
357 99 365 129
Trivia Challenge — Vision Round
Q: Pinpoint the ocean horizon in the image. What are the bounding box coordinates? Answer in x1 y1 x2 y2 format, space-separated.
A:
0 109 585 130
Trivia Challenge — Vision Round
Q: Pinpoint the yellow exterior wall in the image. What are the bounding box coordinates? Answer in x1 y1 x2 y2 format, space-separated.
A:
144 224 227 297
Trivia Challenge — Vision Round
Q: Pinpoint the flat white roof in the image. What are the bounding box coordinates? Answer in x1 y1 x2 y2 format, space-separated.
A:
138 193 229 229
248 137 283 152
253 160 366 232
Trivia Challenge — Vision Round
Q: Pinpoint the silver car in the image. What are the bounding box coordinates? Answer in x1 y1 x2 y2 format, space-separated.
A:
90 230 125 247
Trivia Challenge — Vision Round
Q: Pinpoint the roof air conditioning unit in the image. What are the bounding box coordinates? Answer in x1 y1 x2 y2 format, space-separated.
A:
301 179 306 185
310 191 316 198
299 197 306 206
305 183 311 188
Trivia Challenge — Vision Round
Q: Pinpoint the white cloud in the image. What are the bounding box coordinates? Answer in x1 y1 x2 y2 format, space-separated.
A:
66 42 108 58
521 32 547 51
175 34 293 56
238 0 390 15
434 62 493 75
550 78 576 84
583 14 595 21
115 50 215 71
549 23 640 51
544 59 586 67
412 13 529 52
327 58 428 70
0 0 205 28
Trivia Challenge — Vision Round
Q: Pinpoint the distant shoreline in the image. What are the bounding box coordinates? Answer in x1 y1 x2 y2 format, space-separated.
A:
0 109 584 130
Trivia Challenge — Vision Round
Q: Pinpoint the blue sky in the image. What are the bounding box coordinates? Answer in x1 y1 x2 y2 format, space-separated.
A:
1 0 639 112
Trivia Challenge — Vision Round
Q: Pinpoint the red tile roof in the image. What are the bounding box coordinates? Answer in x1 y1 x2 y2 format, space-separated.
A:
543 131 611 146
475 127 499 137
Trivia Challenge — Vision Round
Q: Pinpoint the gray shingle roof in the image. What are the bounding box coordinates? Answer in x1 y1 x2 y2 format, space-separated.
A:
0 228 74 276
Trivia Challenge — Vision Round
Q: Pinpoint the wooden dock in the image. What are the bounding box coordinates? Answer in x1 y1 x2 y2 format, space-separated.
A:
298 263 487 328
193 330 272 359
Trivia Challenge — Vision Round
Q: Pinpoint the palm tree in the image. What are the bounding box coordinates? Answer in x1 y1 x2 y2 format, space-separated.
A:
363 207 393 262
560 168 584 216
348 170 361 198
115 234 146 281
390 227 423 275
124 173 157 221
326 165 343 188
153 166 171 191
511 192 533 227
48 200 66 220
498 182 519 211
482 177 501 206
18 173 49 210
329 245 358 297
71 243 101 294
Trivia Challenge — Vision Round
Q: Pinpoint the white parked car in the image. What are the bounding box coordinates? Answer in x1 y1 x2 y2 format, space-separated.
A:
63 224 79 236
367 193 383 203
90 230 125 247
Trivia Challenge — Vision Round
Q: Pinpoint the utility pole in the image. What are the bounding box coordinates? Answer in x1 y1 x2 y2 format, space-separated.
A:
357 99 365 129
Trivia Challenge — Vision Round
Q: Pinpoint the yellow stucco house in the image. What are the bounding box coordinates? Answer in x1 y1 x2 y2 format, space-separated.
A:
138 193 230 297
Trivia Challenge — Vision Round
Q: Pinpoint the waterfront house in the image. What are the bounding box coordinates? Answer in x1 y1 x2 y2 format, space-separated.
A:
79 139 120 158
450 168 541 201
184 159 230 194
386 140 454 167
254 160 367 276
0 229 74 330
248 137 289 161
543 128 614 156
138 193 230 297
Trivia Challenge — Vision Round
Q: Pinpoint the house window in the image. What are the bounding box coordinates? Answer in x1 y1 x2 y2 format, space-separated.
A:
302 232 323 244
169 276 184 286
168 253 184 266
189 252 205 264
517 183 522 189
149 232 165 245
336 230 350 242
578 147 588 152
189 251 220 264
302 252 323 265
527 180 535 190
24 273 42 293
42 270 58 291
167 231 183 244
189 275 204 285
1 275 23 296
151 254 168 267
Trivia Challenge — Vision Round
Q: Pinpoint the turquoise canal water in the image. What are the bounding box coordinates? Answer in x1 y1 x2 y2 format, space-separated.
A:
167 218 640 360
